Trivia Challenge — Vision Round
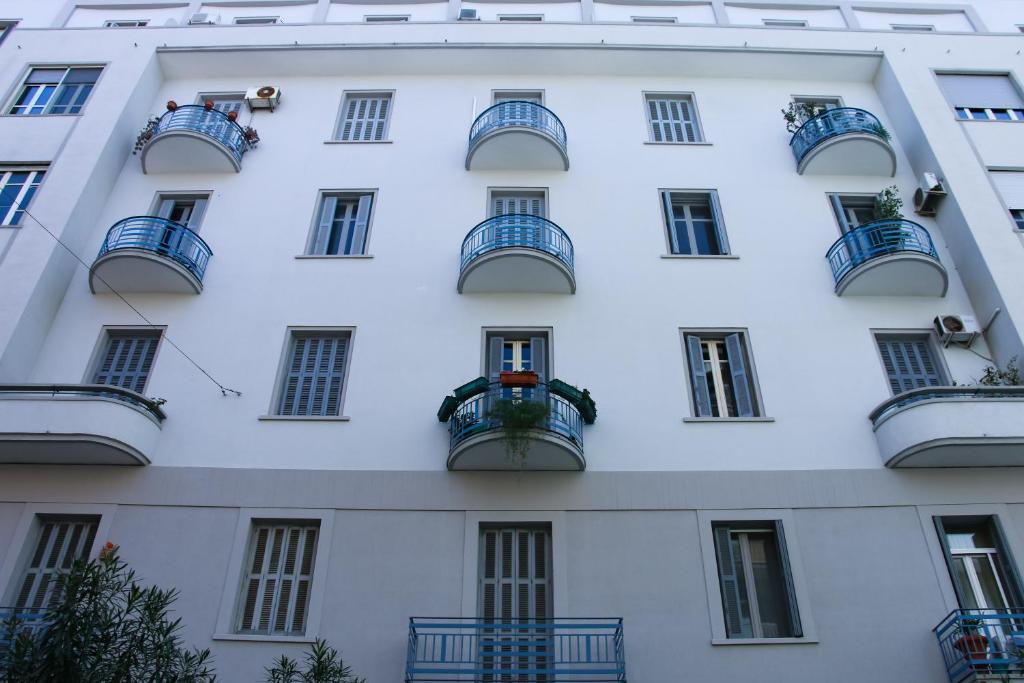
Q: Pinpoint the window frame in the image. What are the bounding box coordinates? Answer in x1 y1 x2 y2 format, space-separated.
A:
890 23 935 32
6 64 104 116
103 19 149 27
263 327 356 421
332 90 395 143
827 192 879 235
480 327 554 380
631 16 677 24
642 91 706 144
763 18 807 28
0 165 47 227
303 189 377 257
487 186 548 218
870 329 950 396
497 14 544 21
491 89 545 105
150 191 213 232
680 328 770 421
214 508 335 643
697 509 818 645
232 16 280 25
363 15 410 22
659 188 730 256
84 326 165 393
1011 208 1024 231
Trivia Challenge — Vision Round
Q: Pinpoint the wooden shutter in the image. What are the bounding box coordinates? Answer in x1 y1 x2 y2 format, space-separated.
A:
278 333 348 416
876 337 944 395
990 517 1024 606
350 194 372 255
339 95 391 141
238 523 318 635
487 336 505 383
212 98 243 115
662 191 681 254
647 96 696 143
492 193 545 218
313 196 338 255
828 194 853 233
708 191 730 255
724 333 755 417
772 521 803 637
156 198 176 219
92 332 160 393
933 517 969 607
529 336 547 384
713 525 745 637
686 334 713 417
15 518 98 610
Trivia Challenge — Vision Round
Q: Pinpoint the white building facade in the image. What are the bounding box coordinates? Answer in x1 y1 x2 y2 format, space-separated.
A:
0 0 1024 680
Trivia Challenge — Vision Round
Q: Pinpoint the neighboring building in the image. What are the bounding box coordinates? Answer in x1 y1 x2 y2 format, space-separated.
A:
1 1 1024 681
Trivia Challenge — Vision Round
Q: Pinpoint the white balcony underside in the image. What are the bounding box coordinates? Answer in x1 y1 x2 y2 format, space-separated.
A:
459 249 575 294
90 249 202 294
466 128 568 171
836 252 948 296
0 396 160 466
448 429 585 471
798 133 896 176
140 130 240 174
875 398 1024 467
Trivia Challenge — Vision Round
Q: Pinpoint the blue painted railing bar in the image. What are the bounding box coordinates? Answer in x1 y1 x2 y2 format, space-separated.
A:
871 386 1024 426
469 100 567 154
790 107 889 165
98 216 213 282
0 608 48 651
0 384 167 422
406 617 625 682
148 105 250 166
826 219 938 286
934 609 1024 683
448 382 583 455
461 214 575 272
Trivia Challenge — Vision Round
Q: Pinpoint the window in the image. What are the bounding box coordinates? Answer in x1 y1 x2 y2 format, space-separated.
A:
763 19 807 28
335 92 392 141
498 15 543 21
645 94 703 143
91 331 161 393
875 334 945 395
791 96 841 124
493 91 543 105
0 166 46 226
233 16 279 25
683 331 761 418
490 189 546 218
14 517 99 610
154 193 209 231
276 332 351 417
936 517 1023 611
632 16 677 23
938 74 1024 121
891 23 934 31
0 22 15 46
712 521 802 639
197 93 244 115
990 171 1024 230
486 332 549 383
8 66 102 115
364 15 409 22
308 192 373 255
1013 209 1024 231
236 521 319 635
829 194 879 233
661 190 728 255
103 19 149 27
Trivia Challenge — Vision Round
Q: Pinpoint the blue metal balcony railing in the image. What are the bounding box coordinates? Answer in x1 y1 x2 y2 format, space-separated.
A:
935 609 1024 683
461 214 575 274
0 608 48 651
149 105 249 166
790 107 889 165
0 384 167 423
826 219 939 287
469 101 567 154
406 617 626 682
448 382 583 455
870 386 1024 426
97 216 213 283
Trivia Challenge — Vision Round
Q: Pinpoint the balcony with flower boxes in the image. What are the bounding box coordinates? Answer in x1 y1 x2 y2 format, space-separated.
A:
935 609 1024 683
137 103 257 174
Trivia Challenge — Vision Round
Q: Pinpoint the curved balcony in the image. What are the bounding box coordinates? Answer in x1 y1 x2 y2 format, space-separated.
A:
140 105 250 174
871 386 1024 467
90 217 212 294
0 384 165 466
790 108 896 176
826 219 947 296
438 380 593 471
459 214 575 294
466 101 569 171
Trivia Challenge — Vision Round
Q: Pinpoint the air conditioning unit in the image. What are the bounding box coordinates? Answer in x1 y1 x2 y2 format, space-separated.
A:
934 314 980 346
914 172 947 217
458 8 479 20
188 12 219 25
245 86 281 111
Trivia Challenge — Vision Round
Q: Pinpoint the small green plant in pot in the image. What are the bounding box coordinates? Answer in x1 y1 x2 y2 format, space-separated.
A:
978 357 1023 386
781 101 827 134
874 185 904 220
487 397 550 466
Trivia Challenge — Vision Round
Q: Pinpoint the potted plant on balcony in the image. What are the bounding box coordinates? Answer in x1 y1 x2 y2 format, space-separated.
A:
875 185 904 220
499 370 539 388
781 101 827 133
132 116 161 155
953 617 992 673
487 397 550 466
243 126 260 148
978 357 1023 386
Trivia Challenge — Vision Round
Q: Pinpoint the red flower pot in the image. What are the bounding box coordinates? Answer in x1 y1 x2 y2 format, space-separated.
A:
500 371 539 388
204 99 215 110
227 111 238 122
955 633 991 671
166 100 177 111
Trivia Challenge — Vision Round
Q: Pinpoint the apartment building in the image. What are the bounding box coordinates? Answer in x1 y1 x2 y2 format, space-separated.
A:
0 1 1023 681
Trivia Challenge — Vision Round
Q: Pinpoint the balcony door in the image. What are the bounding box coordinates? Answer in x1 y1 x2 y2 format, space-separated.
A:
938 517 1020 612
153 194 208 255
478 525 553 682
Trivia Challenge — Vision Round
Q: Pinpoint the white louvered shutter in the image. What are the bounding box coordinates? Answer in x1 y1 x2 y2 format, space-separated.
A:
278 334 349 416
15 518 98 610
647 96 699 143
92 333 160 393
876 337 944 394
338 94 392 141
238 523 318 635
991 172 1024 211
938 75 1024 109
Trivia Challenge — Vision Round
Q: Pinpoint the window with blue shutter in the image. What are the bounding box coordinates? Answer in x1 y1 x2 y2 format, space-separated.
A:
277 332 350 416
15 517 99 610
645 94 703 142
336 93 392 141
237 521 319 635
661 191 728 255
712 521 801 639
92 331 161 393
875 335 945 395
309 192 373 255
684 331 761 418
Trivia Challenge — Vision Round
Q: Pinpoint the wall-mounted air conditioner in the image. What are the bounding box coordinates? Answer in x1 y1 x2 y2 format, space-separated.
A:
934 314 980 346
188 13 219 25
245 86 282 111
459 8 479 20
914 172 947 217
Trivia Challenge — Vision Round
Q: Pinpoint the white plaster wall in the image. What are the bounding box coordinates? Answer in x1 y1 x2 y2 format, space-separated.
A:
724 4 846 28
853 8 974 32
326 2 450 22
592 2 716 24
